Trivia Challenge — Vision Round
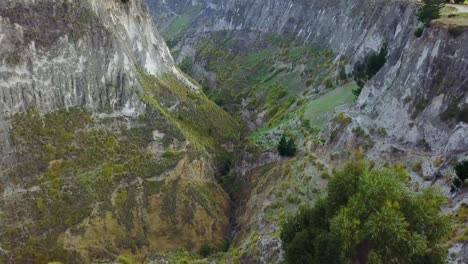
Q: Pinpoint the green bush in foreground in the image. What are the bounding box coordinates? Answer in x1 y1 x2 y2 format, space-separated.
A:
281 154 451 264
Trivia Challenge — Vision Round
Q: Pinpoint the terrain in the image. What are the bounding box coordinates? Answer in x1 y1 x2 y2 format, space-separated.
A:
0 0 238 263
146 0 468 263
0 0 466 263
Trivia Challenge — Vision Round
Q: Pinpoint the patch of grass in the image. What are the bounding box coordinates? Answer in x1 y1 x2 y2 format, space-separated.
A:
163 150 182 158
139 71 239 152
303 82 357 130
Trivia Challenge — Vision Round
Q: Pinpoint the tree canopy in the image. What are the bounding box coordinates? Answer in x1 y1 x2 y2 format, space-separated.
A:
278 134 297 157
281 154 451 264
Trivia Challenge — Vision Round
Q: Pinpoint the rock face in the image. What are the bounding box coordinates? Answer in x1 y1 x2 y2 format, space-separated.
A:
0 0 238 263
0 0 167 166
146 0 468 262
147 0 468 154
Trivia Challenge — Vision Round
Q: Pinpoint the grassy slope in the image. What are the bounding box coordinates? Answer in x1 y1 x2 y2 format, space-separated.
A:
0 70 239 263
161 32 361 262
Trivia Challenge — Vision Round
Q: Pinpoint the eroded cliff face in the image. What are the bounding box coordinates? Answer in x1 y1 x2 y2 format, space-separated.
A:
0 0 238 263
146 0 468 263
147 0 468 153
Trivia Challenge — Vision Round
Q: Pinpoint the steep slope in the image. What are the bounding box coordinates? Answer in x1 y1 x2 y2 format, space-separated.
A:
146 0 468 263
0 0 238 263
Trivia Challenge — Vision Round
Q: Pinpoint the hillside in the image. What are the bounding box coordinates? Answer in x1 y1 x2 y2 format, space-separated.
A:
146 0 468 263
0 0 238 263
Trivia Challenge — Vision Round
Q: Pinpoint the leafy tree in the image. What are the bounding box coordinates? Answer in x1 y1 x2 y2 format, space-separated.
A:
281 154 451 264
417 0 445 26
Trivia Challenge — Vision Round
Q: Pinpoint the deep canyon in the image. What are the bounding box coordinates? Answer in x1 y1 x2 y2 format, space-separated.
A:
0 0 467 263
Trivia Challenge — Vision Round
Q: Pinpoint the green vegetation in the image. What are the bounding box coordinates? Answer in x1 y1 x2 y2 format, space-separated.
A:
199 242 212 257
281 154 451 264
452 160 468 191
277 134 297 157
453 204 468 243
353 44 388 91
418 0 446 26
161 6 202 48
303 82 357 129
440 103 468 123
117 256 134 264
139 71 239 152
415 27 424 37
3 107 185 263
190 33 336 118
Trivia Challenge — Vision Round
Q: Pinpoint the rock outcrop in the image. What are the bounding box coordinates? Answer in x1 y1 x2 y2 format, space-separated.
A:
0 0 238 263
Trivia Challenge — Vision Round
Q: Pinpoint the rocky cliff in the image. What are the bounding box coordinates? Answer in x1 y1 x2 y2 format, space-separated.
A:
146 0 468 263
0 0 238 263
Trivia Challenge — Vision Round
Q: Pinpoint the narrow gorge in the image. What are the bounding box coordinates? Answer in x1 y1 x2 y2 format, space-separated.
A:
0 0 467 263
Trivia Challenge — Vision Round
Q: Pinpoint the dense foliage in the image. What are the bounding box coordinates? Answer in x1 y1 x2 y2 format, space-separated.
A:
453 160 468 190
417 0 445 26
281 154 451 264
353 44 388 93
278 134 297 157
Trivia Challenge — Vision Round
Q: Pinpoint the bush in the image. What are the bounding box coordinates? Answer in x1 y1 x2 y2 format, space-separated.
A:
417 0 445 26
163 150 182 158
353 44 388 92
278 134 297 157
452 160 468 191
281 154 451 264
116 256 133 264
336 112 352 125
199 242 212 257
414 27 424 38
440 103 468 123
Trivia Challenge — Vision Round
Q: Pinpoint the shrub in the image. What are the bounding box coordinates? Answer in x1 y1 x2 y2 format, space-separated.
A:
199 242 212 257
351 86 363 97
376 127 387 137
417 0 445 26
440 104 468 123
414 27 424 38
336 112 352 125
116 256 133 264
452 160 468 191
281 155 451 264
163 150 182 158
412 161 423 174
353 44 388 92
323 77 334 88
278 134 297 157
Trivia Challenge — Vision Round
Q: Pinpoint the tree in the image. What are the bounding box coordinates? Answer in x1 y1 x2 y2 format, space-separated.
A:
281 155 451 264
452 160 468 191
417 0 445 27
278 134 297 157
352 44 388 94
